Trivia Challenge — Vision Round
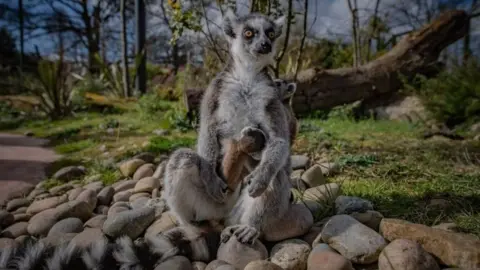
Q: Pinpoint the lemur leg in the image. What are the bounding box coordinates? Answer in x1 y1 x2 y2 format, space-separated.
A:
163 148 229 226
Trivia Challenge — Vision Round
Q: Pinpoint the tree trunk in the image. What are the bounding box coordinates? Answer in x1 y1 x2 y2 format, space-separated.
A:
135 0 147 95
121 0 131 97
183 10 469 116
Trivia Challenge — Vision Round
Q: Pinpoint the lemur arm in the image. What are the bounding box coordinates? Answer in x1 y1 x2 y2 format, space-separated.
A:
196 80 220 166
245 98 290 197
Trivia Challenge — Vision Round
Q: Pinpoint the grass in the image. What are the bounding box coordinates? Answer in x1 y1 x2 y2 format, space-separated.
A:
295 117 480 236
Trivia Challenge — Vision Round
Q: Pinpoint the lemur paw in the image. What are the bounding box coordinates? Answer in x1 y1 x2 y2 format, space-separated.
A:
233 225 260 245
220 225 238 243
245 173 268 198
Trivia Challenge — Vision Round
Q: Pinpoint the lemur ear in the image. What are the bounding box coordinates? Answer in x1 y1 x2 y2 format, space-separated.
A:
287 83 297 94
223 9 238 39
274 15 286 38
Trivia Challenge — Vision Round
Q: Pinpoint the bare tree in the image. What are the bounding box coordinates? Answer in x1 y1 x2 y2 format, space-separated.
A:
121 0 131 97
274 0 293 77
365 0 381 62
463 0 479 63
293 0 308 80
347 0 361 67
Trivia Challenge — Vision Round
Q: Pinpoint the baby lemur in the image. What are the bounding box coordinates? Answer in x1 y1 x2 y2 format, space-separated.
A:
274 78 298 145
164 9 296 244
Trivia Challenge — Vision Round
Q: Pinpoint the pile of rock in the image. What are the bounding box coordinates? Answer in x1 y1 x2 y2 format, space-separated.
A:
0 153 478 270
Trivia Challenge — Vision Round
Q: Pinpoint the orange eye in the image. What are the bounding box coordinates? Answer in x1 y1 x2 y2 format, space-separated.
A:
268 31 275 39
244 30 253 38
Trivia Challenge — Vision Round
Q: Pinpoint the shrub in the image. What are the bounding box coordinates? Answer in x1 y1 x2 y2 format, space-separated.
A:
403 60 480 127
136 93 174 119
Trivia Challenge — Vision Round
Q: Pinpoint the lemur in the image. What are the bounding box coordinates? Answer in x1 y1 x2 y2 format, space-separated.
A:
274 78 298 145
163 9 296 245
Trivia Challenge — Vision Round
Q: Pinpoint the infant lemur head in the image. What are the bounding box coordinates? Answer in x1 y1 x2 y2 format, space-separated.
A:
223 9 285 68
274 79 297 104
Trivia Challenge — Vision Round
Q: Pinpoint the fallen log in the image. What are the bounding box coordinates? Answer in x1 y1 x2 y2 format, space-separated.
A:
183 10 469 116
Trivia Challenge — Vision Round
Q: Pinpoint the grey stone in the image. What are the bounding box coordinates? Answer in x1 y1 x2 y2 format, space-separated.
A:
307 243 354 270
119 159 146 177
48 218 84 236
134 176 160 193
0 210 14 229
13 213 31 222
84 215 107 228
26 195 68 215
27 208 58 236
291 155 310 170
53 166 86 181
83 181 104 193
1 222 28 238
50 183 74 195
378 239 440 270
6 198 30 212
133 163 155 181
68 187 85 201
55 200 93 221
97 186 115 206
113 180 137 193
70 228 106 248
113 189 133 203
270 239 311 270
302 165 326 188
335 196 374 215
102 207 155 239
76 189 97 211
154 256 192 270
217 235 268 270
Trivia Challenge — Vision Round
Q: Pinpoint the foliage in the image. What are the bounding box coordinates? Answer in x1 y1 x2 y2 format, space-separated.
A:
402 60 480 127
136 92 174 119
167 1 202 46
146 135 195 154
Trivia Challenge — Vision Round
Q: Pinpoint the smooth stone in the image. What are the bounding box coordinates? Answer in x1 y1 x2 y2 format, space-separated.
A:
83 181 104 194
1 222 28 238
0 238 18 249
318 162 340 176
113 189 133 203
102 207 155 239
95 205 109 215
192 261 207 270
307 244 354 270
15 235 32 245
301 165 326 188
26 195 68 215
350 210 384 231
133 163 155 181
380 218 480 270
13 213 31 222
97 186 115 206
154 256 193 270
152 188 160 198
245 260 283 270
217 235 268 270
270 239 311 270
55 200 93 221
68 187 85 201
113 180 137 193
27 188 47 200
302 226 323 247
130 197 150 209
133 152 156 164
291 155 310 170
108 204 130 216
205 260 231 270
50 183 74 195
40 233 77 247
13 207 27 214
53 166 86 181
48 218 84 236
84 215 107 228
35 193 51 200
76 189 98 211
153 161 167 180
129 192 151 203
335 196 374 215
145 211 178 238
322 215 387 264
119 159 146 177
303 183 341 203
378 239 440 270
27 208 58 236
6 198 30 212
263 203 314 242
0 210 14 228
144 198 167 219
432 222 460 232
70 228 106 248
134 176 160 193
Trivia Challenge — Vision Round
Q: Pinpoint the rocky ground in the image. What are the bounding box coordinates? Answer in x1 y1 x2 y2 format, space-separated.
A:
0 152 478 270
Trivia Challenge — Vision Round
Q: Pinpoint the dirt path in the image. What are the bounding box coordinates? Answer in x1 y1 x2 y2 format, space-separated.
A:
0 133 60 206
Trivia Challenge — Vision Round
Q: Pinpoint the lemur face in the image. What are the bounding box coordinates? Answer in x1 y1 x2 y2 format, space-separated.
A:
223 9 285 62
274 79 297 103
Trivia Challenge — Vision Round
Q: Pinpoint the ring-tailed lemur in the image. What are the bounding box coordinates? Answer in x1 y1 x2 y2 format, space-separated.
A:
274 79 298 145
163 9 297 245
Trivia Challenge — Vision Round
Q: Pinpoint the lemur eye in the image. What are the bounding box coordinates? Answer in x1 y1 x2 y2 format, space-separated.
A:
267 31 275 39
244 30 253 38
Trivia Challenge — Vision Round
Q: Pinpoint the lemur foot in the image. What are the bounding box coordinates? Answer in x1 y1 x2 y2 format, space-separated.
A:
221 225 259 245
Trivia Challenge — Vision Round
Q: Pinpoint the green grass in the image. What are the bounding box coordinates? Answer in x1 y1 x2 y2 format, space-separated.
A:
295 117 480 236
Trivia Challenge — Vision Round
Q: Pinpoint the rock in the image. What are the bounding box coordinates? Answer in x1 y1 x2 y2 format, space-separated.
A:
153 129 170 136
133 152 156 164
145 198 167 218
270 239 311 270
322 215 387 264
53 166 86 181
84 215 107 228
428 198 450 208
474 134 480 141
470 122 480 133
113 189 133 202
70 228 106 248
380 218 480 269
145 211 178 238
48 218 84 237
192 261 207 270
302 165 326 188
307 243 354 270
216 265 236 270
0 210 14 229
95 205 109 215
205 260 232 270
131 197 150 209
15 235 32 245
108 202 130 216
103 207 155 239
318 162 339 176
76 189 97 211
1 222 28 238
0 238 18 249
13 207 27 215
291 155 310 170
153 161 167 180
55 200 93 222
14 213 31 222
155 256 193 270
6 198 30 212
34 193 51 200
5 184 35 202
303 183 341 203
134 176 160 193
27 208 58 236
68 187 85 201
350 210 384 231
217 235 268 270
302 225 323 247
82 181 104 194
97 186 115 206
114 180 137 193
335 196 374 215
50 183 74 195
119 159 146 177
133 164 155 181
27 188 47 200
432 222 459 232
378 239 440 270
26 195 68 215
41 233 77 247
152 188 160 198
130 192 151 202
263 203 314 242
245 260 283 270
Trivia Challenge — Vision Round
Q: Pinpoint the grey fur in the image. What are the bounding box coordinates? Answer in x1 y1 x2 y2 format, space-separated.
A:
163 9 293 245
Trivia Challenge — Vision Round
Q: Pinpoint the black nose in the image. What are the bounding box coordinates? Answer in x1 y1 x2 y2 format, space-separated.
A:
259 42 271 54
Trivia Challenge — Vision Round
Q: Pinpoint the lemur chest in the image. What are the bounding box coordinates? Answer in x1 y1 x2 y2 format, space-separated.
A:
216 82 274 139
